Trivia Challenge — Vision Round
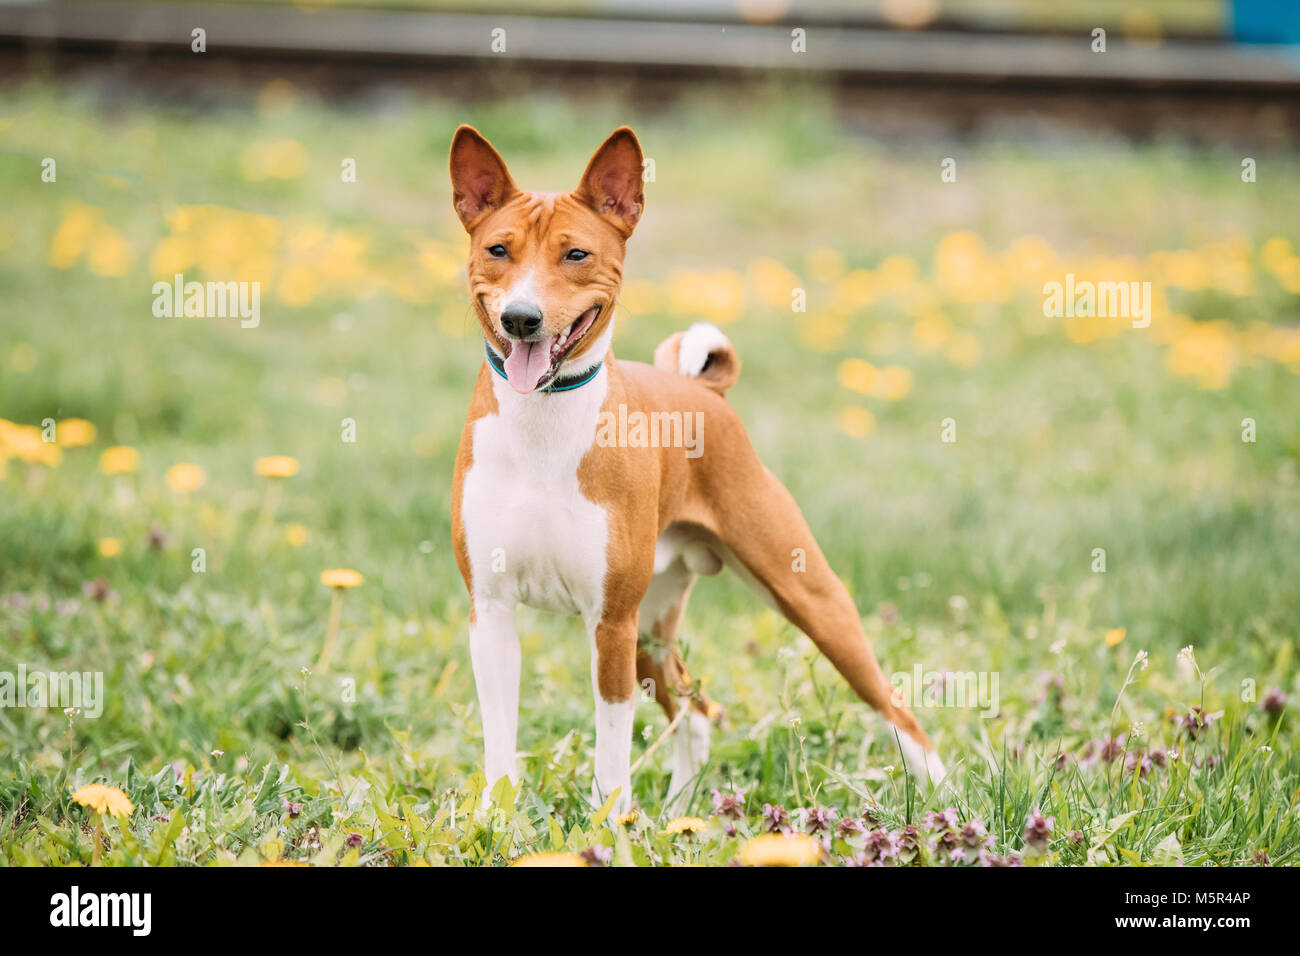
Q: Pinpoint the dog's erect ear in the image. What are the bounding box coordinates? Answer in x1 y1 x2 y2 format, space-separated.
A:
449 126 519 231
575 127 645 237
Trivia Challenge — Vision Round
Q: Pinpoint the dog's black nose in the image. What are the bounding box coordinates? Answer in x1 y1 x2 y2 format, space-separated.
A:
501 305 543 339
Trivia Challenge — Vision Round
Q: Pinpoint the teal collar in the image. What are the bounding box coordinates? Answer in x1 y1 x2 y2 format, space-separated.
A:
484 340 603 393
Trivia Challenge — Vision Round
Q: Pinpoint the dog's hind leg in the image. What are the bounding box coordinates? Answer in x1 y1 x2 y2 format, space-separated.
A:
636 529 721 811
713 470 946 784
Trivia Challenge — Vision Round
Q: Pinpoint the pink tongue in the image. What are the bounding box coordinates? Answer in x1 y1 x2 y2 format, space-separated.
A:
503 336 556 394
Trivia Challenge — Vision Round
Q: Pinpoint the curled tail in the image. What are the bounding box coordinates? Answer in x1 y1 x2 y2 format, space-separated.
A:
653 322 741 397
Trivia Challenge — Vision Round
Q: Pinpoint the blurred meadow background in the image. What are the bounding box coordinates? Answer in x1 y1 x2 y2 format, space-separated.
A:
1 0 1299 866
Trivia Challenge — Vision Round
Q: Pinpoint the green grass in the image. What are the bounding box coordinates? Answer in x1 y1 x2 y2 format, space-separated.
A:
0 78 1297 865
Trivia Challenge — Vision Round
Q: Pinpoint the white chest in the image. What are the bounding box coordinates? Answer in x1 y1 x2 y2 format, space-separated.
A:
460 370 610 620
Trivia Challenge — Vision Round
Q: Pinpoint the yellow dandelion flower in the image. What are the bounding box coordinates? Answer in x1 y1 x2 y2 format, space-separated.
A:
1274 257 1300 295
51 421 94 450
279 264 319 307
874 365 914 402
833 269 875 309
664 816 708 836
875 255 919 294
748 257 801 309
321 568 364 589
1162 250 1210 291
416 238 461 283
71 783 133 818
87 225 134 277
318 569 363 672
945 331 981 368
100 445 139 475
165 462 206 493
1105 628 1126 647
48 204 100 270
240 138 308 182
149 235 196 277
510 852 588 867
1164 321 1236 390
98 537 123 558
739 833 822 867
911 311 950 354
666 269 744 324
390 267 435 306
838 407 877 438
618 278 659 316
836 357 877 395
797 314 847 352
56 418 97 447
615 810 639 827
1064 312 1109 345
1260 236 1293 274
936 230 987 293
286 523 309 547
806 247 845 283
1002 235 1057 285
2 424 61 466
254 455 300 478
1210 257 1253 297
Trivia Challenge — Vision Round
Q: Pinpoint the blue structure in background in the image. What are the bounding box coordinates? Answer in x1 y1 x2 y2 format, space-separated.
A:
1233 0 1300 43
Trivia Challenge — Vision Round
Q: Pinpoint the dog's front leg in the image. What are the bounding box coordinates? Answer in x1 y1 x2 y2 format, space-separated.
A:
469 599 520 800
588 614 637 815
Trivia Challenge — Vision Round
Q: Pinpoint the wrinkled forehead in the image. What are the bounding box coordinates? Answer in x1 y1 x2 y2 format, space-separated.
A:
472 191 619 249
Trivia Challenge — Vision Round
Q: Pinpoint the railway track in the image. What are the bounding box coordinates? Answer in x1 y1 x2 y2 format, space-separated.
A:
2 1 1298 93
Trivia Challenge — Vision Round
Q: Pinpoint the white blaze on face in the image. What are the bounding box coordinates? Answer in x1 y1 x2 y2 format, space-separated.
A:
497 268 561 394
499 269 541 320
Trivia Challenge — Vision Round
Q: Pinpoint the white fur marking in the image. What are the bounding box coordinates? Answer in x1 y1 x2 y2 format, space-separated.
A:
666 709 711 811
461 368 610 618
498 268 540 315
591 641 636 815
469 601 521 796
677 322 731 378
640 525 698 630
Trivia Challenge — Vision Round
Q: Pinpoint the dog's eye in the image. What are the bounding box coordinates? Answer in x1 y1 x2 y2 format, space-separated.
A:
564 249 590 262
487 244 508 259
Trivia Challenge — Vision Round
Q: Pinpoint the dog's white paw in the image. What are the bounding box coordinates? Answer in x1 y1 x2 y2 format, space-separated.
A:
888 722 948 786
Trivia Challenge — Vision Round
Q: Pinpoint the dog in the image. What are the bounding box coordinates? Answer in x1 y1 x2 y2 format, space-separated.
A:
449 125 944 814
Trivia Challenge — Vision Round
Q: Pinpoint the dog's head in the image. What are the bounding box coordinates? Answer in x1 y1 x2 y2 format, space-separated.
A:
450 125 644 394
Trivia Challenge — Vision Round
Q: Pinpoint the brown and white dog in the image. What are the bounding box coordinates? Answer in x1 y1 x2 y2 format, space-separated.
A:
449 125 944 813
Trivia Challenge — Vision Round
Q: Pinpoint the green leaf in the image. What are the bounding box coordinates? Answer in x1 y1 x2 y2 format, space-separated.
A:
1152 831 1183 865
401 798 427 837
154 807 185 865
1092 810 1139 848
589 788 620 828
489 774 517 811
